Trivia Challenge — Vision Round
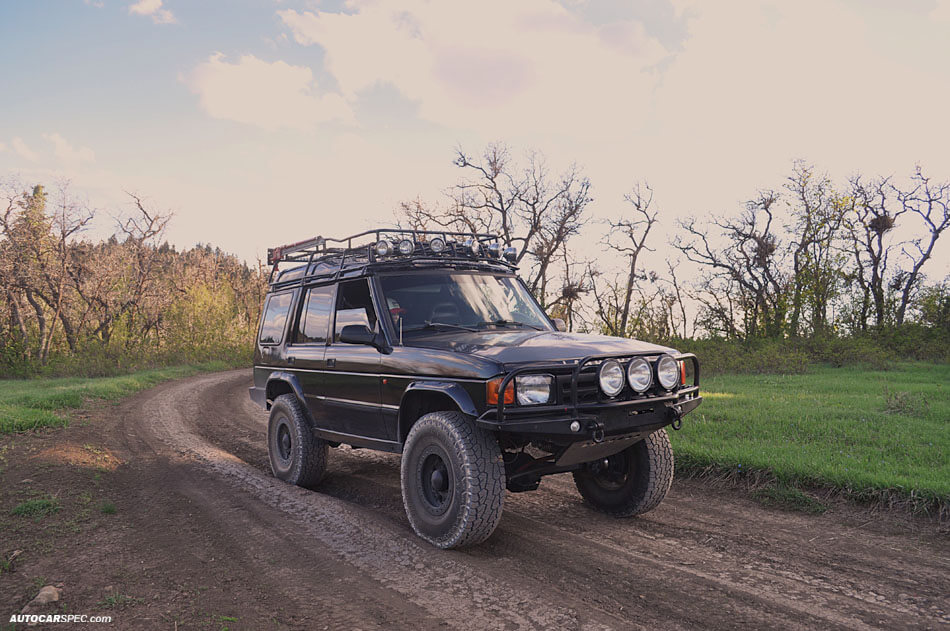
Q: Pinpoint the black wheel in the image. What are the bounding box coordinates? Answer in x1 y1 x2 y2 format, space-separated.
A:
401 411 505 549
573 428 674 517
267 394 328 489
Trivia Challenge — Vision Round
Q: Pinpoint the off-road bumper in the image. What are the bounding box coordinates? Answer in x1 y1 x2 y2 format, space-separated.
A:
475 353 702 444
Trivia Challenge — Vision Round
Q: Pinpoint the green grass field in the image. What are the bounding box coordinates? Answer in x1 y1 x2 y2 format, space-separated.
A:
0 361 234 433
671 362 949 510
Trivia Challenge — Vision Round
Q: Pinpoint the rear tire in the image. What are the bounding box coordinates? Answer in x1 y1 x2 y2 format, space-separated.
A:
401 411 505 549
267 394 328 489
573 428 674 517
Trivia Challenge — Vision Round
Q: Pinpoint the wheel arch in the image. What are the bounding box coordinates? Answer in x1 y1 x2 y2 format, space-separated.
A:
398 381 477 443
265 372 308 413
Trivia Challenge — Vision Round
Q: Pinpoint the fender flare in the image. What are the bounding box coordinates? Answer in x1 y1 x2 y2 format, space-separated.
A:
265 371 309 415
398 380 478 438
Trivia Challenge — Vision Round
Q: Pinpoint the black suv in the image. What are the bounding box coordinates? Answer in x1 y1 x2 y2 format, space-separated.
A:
250 229 701 548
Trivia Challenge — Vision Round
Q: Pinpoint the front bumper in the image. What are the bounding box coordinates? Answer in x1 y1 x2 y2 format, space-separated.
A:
475 352 702 442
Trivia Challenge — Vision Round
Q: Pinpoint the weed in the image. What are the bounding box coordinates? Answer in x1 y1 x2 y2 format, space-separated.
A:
882 385 928 415
96 594 141 609
753 484 828 514
99 501 117 515
11 496 60 521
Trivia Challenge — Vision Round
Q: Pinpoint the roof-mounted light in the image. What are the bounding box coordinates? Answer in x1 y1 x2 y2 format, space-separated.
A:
463 237 480 255
397 239 414 255
503 246 517 262
375 240 392 257
487 242 502 258
429 237 446 254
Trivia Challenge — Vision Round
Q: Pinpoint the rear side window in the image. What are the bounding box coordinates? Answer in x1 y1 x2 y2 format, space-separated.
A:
334 279 378 342
259 292 294 345
296 285 334 344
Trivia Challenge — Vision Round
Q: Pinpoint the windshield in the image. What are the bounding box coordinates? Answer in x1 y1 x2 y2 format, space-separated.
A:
379 272 553 334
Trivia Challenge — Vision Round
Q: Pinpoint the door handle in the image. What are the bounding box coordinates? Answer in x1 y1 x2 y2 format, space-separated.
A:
326 358 336 368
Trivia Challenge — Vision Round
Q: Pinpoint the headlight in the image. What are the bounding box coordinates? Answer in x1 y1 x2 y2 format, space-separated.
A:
656 354 680 390
627 357 652 392
598 359 624 397
515 374 553 405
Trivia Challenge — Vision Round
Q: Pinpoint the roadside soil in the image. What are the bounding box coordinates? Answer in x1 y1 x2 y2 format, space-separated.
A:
1 370 947 630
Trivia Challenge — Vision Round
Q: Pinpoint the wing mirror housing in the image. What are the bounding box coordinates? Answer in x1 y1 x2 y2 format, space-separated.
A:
339 324 391 353
552 317 567 332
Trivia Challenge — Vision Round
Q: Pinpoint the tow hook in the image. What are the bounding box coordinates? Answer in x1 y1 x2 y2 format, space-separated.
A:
668 404 683 431
588 420 606 443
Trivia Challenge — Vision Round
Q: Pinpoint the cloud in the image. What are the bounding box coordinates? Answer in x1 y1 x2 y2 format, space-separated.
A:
277 0 670 138
43 133 96 164
128 0 176 24
185 53 355 130
11 138 39 162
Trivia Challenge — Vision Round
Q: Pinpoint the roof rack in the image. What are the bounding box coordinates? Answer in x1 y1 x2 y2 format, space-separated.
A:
266 228 517 286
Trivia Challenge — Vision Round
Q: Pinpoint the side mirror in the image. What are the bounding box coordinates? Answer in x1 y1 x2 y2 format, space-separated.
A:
340 324 379 346
552 317 567 332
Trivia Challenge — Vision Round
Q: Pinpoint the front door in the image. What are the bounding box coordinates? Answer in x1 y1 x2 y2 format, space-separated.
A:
322 278 387 439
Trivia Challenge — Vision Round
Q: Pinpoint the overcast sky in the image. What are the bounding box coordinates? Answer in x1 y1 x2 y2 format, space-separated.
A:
1 0 948 276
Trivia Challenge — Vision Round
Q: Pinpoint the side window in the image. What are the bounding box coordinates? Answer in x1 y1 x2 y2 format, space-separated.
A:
259 291 294 345
296 285 334 344
334 279 378 342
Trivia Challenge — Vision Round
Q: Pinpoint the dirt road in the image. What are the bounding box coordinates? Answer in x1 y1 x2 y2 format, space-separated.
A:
2 370 948 629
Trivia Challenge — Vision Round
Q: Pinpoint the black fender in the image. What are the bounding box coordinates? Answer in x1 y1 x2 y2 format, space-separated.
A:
264 371 310 416
397 381 478 440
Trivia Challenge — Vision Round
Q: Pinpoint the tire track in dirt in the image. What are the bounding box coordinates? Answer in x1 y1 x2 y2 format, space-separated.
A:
143 370 949 630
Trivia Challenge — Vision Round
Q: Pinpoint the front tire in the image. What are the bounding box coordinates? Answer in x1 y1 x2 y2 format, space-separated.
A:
573 428 674 517
401 411 505 549
267 394 328 489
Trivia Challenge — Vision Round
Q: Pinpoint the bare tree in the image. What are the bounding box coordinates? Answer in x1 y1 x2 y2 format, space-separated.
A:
894 166 950 325
674 191 788 338
398 143 591 309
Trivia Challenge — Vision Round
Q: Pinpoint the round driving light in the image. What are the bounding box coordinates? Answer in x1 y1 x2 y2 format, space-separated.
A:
487 242 502 258
598 359 624 397
503 246 517 262
627 357 652 393
429 237 446 253
570 420 581 432
397 239 414 255
463 237 480 255
375 240 392 257
656 354 680 390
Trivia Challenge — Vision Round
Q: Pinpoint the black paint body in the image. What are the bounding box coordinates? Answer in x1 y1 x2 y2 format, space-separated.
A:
250 261 702 458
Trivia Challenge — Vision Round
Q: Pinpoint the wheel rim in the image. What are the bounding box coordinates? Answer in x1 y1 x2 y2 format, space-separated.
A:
276 420 293 462
588 451 631 491
419 451 452 513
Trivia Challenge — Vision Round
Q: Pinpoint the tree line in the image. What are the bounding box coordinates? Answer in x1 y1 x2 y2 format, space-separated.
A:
0 181 266 376
2 144 948 377
398 144 950 342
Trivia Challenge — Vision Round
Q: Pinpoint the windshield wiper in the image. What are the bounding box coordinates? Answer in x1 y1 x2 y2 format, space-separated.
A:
477 319 543 331
403 321 479 333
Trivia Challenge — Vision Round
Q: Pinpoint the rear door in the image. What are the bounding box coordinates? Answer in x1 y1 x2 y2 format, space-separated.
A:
322 278 388 439
286 284 334 427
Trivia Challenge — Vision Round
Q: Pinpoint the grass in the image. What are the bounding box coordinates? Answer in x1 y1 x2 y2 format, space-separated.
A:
96 593 142 609
0 361 233 434
11 496 60 521
671 362 949 514
99 501 116 514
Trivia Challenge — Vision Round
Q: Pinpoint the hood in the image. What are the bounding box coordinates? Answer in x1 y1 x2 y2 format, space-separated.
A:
403 330 676 367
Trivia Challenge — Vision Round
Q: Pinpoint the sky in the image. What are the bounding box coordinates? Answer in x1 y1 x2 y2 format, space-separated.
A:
1 0 949 277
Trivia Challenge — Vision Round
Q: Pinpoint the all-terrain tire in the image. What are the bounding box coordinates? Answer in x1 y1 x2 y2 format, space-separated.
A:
267 394 328 489
573 428 674 517
401 411 505 549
